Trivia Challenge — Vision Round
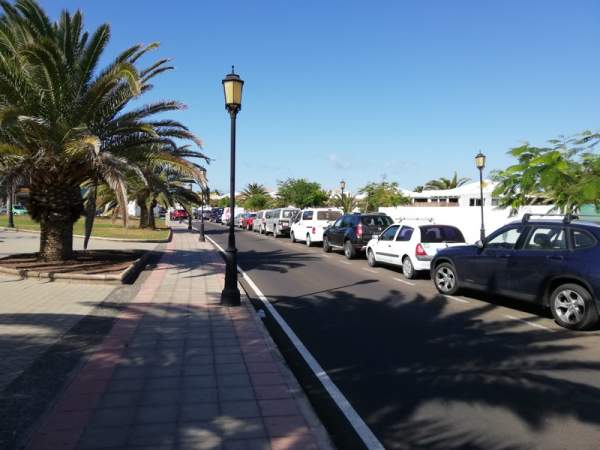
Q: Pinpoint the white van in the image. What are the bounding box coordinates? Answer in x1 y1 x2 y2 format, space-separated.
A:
290 207 343 246
252 210 266 233
264 208 299 237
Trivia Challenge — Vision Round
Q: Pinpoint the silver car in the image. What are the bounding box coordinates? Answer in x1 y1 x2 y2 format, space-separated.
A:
264 208 299 237
253 210 266 233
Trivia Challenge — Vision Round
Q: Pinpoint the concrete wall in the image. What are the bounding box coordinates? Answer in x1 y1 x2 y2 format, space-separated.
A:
378 204 555 243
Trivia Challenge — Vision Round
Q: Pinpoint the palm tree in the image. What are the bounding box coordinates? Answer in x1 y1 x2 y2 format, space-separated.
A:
0 1 203 260
240 183 270 211
423 172 470 190
331 193 357 213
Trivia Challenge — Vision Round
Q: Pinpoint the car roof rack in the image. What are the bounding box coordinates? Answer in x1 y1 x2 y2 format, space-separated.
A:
521 213 577 224
397 217 434 223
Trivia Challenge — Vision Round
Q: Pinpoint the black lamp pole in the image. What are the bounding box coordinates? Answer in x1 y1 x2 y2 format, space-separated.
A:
7 180 14 228
475 152 486 242
199 186 207 242
221 67 243 307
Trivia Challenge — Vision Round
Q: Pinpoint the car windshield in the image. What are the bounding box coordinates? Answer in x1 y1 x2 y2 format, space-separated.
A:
282 210 296 218
360 215 392 227
420 225 465 243
317 211 342 221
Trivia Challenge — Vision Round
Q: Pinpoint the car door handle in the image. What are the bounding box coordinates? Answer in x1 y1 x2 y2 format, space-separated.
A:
547 255 564 261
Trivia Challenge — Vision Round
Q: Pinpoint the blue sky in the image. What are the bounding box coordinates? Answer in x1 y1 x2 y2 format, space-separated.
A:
41 0 600 194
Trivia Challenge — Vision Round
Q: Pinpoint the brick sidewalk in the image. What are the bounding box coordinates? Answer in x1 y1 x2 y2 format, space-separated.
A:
25 228 329 450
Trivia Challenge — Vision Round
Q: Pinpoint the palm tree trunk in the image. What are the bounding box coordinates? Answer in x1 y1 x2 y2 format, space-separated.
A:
138 197 149 229
29 181 83 262
39 217 74 261
6 182 14 228
148 198 157 229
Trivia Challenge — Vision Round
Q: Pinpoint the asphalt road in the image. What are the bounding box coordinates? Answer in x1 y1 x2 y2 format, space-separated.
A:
202 222 600 450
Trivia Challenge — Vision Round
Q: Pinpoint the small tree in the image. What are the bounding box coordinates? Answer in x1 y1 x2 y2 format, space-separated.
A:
493 134 600 215
331 193 357 213
359 181 409 212
240 183 271 210
276 178 329 208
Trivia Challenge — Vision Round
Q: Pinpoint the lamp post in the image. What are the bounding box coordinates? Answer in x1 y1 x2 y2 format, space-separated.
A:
220 66 244 307
187 182 193 231
199 183 207 243
6 180 14 228
475 152 486 242
339 180 346 212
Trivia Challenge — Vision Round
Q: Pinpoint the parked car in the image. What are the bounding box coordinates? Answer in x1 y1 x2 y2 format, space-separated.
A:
12 204 28 215
323 212 393 259
170 209 188 221
431 214 600 330
290 207 343 247
241 212 257 230
210 208 224 223
366 220 466 278
252 210 266 233
234 213 244 227
264 208 300 237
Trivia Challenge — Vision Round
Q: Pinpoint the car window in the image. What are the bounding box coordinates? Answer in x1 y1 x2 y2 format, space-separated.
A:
419 225 465 243
486 227 523 250
396 226 414 241
572 229 597 249
302 210 313 220
282 209 296 218
524 227 566 250
340 215 352 227
332 217 343 227
317 210 342 221
360 215 392 227
380 225 400 241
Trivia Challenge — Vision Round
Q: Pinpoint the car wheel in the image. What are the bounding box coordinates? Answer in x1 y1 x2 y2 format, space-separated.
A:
434 262 460 295
550 283 599 330
344 240 356 259
306 234 312 247
402 256 416 279
290 231 296 243
367 249 378 267
323 237 332 253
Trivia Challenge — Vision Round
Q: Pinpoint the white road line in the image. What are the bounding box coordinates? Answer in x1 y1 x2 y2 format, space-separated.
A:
392 277 415 286
503 314 551 330
204 234 385 450
363 268 378 274
340 261 352 265
446 295 470 304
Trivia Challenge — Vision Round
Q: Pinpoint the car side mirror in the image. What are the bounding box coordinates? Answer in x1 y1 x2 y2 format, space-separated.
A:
475 240 484 249
372 234 379 241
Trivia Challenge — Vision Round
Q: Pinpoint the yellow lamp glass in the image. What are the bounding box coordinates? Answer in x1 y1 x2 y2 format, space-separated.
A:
222 71 244 109
475 152 486 169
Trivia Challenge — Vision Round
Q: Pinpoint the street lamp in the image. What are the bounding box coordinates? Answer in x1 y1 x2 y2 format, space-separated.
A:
221 66 244 307
339 180 346 212
199 182 208 243
475 152 486 242
188 182 193 231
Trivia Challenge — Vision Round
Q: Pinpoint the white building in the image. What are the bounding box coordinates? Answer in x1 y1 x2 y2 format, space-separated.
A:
380 181 554 243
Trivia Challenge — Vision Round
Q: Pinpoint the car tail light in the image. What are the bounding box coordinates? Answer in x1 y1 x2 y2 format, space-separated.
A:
355 223 363 238
415 243 427 256
312 227 316 234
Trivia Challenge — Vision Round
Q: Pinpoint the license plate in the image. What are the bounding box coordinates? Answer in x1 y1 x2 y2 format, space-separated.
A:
281 221 289 226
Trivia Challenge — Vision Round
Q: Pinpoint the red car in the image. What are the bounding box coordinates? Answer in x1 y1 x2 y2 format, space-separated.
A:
170 209 188 221
241 213 257 230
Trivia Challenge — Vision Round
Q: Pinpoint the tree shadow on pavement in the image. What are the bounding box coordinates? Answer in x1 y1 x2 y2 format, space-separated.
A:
264 285 600 450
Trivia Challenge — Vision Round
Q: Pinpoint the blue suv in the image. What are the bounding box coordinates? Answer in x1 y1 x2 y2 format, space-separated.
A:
431 214 600 330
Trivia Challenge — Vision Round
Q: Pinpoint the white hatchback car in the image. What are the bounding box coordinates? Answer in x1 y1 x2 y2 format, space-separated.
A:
366 221 466 279
290 207 343 246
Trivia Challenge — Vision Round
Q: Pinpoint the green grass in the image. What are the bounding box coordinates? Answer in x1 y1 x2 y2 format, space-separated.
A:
0 215 170 240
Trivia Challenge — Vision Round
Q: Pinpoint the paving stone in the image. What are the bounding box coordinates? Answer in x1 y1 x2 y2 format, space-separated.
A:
218 386 256 402
213 417 267 439
180 402 220 422
89 407 137 428
136 404 178 424
78 426 130 449
220 400 261 419
182 387 219 404
222 438 271 450
145 377 180 391
141 389 180 406
219 374 251 387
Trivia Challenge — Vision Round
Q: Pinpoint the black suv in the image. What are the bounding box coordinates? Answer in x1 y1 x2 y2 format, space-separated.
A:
323 213 393 259
431 214 600 330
